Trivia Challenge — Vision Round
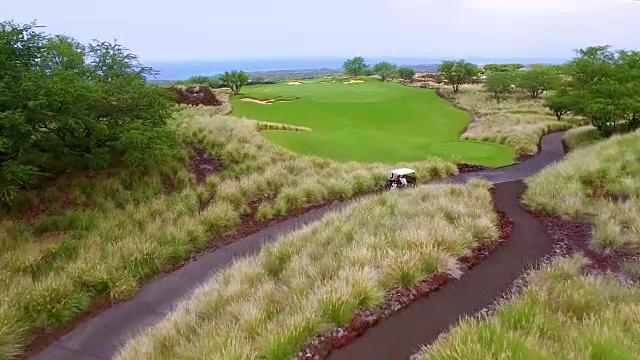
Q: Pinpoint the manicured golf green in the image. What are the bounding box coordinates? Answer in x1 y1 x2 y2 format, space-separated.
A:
230 78 515 167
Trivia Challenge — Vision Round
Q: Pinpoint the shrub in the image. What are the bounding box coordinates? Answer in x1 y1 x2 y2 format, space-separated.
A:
0 21 178 205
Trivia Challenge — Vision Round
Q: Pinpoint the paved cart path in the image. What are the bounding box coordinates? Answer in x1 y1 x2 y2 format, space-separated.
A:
326 180 554 360
31 131 566 360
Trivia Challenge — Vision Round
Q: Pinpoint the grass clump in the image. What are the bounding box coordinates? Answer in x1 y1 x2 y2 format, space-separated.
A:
440 85 576 156
563 125 602 151
115 181 499 360
523 130 640 254
0 107 457 359
415 255 640 360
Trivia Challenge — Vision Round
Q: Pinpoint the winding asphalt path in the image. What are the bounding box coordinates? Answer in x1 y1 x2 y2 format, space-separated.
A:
30 131 566 360
327 180 554 360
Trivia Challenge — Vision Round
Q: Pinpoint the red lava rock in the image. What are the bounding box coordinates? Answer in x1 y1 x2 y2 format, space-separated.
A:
527 209 635 273
171 85 222 107
431 272 451 287
415 282 433 296
456 163 489 173
189 147 225 186
332 332 356 348
348 313 379 334
317 345 331 358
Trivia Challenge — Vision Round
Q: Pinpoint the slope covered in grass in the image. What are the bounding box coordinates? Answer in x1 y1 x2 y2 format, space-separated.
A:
231 78 515 167
562 125 602 151
524 130 640 254
415 255 640 360
116 181 499 360
0 107 457 359
440 85 575 156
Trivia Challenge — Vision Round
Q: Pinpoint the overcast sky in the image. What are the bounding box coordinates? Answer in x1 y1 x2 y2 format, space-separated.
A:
3 0 639 62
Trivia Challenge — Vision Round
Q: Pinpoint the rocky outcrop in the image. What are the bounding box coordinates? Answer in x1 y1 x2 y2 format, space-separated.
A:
171 86 222 106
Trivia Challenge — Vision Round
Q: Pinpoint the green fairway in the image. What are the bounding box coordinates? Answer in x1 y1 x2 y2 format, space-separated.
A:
230 78 515 167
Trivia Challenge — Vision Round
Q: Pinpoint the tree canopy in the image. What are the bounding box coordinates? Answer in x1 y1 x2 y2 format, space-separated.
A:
516 64 561 98
0 20 178 204
398 67 416 81
343 56 368 76
546 46 640 136
174 75 220 88
484 71 516 100
219 70 249 95
482 63 524 73
438 60 480 92
372 61 397 81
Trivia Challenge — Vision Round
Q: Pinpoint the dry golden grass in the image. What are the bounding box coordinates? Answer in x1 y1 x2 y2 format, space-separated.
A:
116 180 498 360
524 130 640 254
255 121 312 132
415 255 640 360
563 125 602 150
439 85 576 155
0 107 457 359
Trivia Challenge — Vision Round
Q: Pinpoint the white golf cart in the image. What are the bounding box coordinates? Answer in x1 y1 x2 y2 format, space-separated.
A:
385 168 417 190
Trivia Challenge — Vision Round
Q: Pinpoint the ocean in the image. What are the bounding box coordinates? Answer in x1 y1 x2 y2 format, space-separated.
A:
146 57 568 81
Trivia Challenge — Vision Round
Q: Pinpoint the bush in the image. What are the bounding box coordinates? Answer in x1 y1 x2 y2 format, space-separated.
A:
398 67 416 81
0 21 178 205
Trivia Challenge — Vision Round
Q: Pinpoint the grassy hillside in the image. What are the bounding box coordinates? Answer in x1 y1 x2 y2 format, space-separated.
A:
524 130 640 254
231 78 515 167
0 107 459 359
439 85 575 155
116 181 500 360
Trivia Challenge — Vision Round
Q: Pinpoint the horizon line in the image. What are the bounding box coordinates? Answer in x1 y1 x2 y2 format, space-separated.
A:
144 55 572 64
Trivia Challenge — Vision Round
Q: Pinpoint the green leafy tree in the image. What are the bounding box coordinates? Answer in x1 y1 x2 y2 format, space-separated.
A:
482 63 524 73
0 20 177 204
343 56 368 76
484 71 515 100
560 46 637 136
516 64 561 98
614 50 640 132
438 60 480 92
544 87 574 120
219 70 249 95
398 67 416 81
540 46 640 136
372 61 397 81
176 75 220 88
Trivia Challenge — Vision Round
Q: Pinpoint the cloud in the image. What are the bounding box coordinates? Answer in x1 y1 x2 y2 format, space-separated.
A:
461 0 632 11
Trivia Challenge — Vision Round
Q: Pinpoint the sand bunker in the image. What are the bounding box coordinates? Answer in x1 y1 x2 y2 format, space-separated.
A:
288 81 303 85
344 79 364 84
241 98 293 105
241 98 273 105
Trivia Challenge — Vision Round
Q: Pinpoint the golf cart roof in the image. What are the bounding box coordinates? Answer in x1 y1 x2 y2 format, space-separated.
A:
391 168 415 176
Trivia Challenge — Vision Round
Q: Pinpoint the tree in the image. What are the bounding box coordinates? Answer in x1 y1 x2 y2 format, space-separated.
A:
176 75 220 88
559 46 639 136
398 67 416 81
219 70 249 95
343 56 368 76
372 62 397 81
482 63 524 73
438 60 480 92
614 50 640 132
484 71 515 100
0 20 178 204
516 64 561 98
544 87 574 121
